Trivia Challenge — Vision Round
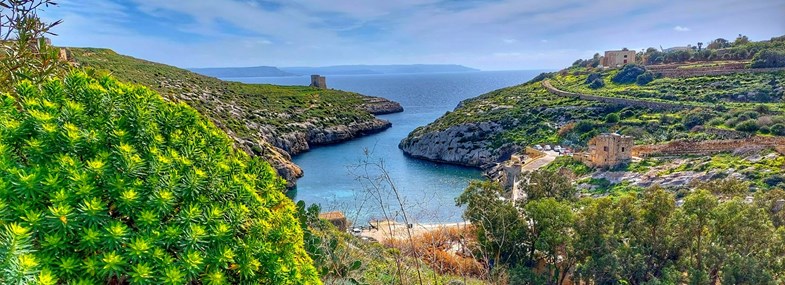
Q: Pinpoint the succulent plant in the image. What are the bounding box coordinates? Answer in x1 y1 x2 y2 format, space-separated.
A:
0 72 319 284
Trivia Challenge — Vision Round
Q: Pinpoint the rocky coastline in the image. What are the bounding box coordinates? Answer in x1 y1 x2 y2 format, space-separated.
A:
247 96 402 188
398 121 521 169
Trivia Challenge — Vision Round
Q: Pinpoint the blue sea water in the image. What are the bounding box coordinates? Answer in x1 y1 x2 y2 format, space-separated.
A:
228 70 542 223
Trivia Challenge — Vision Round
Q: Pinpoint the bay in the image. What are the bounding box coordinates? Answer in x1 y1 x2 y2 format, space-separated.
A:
228 70 543 223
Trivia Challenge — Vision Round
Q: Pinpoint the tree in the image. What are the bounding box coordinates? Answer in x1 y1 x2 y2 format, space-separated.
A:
677 190 718 276
519 170 577 202
0 0 67 95
707 38 730 49
697 42 703 51
734 34 750 46
524 198 574 285
456 181 527 267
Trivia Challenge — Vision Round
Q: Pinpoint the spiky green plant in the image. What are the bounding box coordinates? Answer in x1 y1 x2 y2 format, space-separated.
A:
0 71 320 284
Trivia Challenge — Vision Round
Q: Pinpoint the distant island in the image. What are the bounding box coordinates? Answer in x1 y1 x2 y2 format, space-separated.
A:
190 64 480 78
189 65 294 77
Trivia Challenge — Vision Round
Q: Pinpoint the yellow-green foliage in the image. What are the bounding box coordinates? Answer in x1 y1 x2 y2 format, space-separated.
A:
0 72 319 284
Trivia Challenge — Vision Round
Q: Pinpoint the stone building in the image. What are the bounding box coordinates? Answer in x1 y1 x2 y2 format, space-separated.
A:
310 74 327 89
585 133 633 168
602 50 637 67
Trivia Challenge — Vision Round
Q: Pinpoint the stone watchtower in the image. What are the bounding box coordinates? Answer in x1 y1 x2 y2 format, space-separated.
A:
310 74 327 89
586 133 633 168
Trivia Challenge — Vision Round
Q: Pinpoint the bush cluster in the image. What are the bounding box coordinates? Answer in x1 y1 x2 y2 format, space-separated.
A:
0 72 319 284
611 64 646 84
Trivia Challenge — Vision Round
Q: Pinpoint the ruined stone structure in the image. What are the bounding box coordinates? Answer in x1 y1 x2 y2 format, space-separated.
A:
582 133 633 168
602 50 636 67
310 74 327 89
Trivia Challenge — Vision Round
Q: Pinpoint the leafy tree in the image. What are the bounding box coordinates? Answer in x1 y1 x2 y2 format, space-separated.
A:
456 180 527 267
519 170 576 202
707 38 730 49
524 198 574 285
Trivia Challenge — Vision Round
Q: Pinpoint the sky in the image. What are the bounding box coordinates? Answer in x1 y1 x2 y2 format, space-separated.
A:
41 0 785 70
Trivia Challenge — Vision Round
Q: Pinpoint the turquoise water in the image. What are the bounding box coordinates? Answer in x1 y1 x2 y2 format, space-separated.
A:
230 70 542 223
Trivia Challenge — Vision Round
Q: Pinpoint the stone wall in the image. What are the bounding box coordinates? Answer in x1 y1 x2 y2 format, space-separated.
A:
646 62 785 78
542 80 689 111
633 136 785 157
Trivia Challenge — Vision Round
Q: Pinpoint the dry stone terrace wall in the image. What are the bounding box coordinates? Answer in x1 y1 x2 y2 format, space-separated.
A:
646 61 785 78
633 136 785 157
541 80 689 111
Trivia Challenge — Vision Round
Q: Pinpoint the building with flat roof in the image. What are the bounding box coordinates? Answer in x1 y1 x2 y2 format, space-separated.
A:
584 133 633 168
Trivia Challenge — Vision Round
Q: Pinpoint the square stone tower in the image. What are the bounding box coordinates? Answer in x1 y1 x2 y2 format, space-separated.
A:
587 133 633 168
310 74 327 89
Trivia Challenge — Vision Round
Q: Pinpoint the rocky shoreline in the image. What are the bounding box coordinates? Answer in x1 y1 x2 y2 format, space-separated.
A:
246 96 402 188
398 121 521 169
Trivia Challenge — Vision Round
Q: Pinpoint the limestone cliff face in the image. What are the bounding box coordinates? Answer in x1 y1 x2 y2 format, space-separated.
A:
267 118 392 155
399 121 521 168
362 96 404 114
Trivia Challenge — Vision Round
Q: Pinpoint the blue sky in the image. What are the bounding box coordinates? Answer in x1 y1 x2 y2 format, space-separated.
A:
42 0 785 70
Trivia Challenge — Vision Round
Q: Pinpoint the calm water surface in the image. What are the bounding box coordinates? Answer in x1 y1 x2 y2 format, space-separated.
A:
230 71 542 223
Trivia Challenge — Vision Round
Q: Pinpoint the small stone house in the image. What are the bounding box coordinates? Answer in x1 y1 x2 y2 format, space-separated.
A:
602 50 637 67
585 133 633 168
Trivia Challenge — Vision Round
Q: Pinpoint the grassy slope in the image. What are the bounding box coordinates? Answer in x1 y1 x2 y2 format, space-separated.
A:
411 67 784 146
68 48 377 142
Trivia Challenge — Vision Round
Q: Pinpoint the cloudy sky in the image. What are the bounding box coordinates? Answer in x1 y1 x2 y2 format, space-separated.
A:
42 0 785 70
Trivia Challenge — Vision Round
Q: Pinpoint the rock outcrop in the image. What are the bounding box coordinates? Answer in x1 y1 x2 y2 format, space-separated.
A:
399 121 521 168
362 96 404 114
268 118 392 155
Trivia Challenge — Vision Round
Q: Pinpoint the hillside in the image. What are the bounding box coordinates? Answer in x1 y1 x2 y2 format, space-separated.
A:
401 35 785 190
189 65 294 77
68 48 402 187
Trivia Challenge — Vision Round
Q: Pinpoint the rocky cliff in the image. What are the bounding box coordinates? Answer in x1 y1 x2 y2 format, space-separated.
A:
399 121 521 168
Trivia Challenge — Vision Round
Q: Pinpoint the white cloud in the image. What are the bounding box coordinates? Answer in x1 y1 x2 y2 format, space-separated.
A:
674 25 691 32
502 38 517 44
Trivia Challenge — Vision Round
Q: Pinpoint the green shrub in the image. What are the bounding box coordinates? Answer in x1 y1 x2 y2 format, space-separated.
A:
635 71 654 85
0 72 319 284
588 78 605 89
771 124 785 136
734 119 759 133
605 113 620 124
750 49 785 68
612 64 646 84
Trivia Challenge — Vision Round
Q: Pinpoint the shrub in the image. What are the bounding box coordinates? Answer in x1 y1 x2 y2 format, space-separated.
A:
635 71 654 85
605 113 620 123
770 124 785 136
588 78 605 89
574 120 595 133
612 64 646 84
734 119 759 133
0 72 319 284
750 49 785 68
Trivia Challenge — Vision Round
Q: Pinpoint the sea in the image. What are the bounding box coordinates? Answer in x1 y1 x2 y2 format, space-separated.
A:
227 70 543 224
